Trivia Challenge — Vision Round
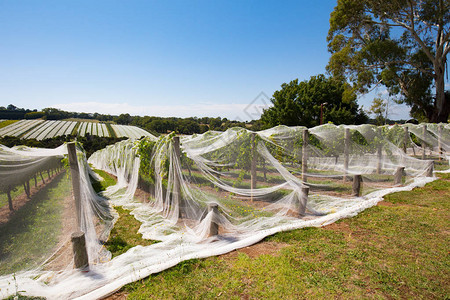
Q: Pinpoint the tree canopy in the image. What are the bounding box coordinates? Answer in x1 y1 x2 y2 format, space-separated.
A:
327 0 449 122
260 74 368 128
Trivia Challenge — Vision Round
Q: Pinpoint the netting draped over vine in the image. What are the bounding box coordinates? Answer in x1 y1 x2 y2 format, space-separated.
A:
0 123 448 299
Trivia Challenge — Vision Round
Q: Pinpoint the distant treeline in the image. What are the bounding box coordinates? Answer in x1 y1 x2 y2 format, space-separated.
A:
0 104 261 135
0 104 408 136
0 134 127 158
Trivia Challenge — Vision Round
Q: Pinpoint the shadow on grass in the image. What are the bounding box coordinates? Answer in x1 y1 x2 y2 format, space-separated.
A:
0 172 70 275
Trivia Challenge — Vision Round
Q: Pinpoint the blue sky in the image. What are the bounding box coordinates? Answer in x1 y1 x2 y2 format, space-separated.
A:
0 0 412 120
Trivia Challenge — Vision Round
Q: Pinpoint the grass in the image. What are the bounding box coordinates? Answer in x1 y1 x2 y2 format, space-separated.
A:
0 120 18 129
104 206 159 258
0 172 70 275
113 173 449 299
0 172 53 209
90 169 159 258
90 168 117 193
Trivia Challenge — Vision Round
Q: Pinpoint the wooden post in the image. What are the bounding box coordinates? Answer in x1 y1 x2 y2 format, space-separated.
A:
208 203 219 237
394 167 405 185
71 231 89 270
376 127 382 174
426 161 434 177
302 129 308 182
40 171 45 183
403 126 409 154
438 124 442 161
299 186 309 217
34 175 38 188
251 132 257 202
422 124 427 160
343 128 350 182
173 136 183 218
352 175 362 197
67 142 82 229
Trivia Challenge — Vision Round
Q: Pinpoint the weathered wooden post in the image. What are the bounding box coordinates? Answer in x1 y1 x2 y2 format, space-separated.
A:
422 124 427 160
302 129 308 182
299 186 309 217
403 126 409 154
173 136 183 218
67 143 89 270
250 132 257 202
438 124 442 161
208 203 219 237
376 127 382 174
426 161 434 177
71 231 89 270
67 142 82 229
343 128 350 182
352 174 362 197
394 166 405 185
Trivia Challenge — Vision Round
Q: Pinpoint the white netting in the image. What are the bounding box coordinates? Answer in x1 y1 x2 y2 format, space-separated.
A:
0 123 448 299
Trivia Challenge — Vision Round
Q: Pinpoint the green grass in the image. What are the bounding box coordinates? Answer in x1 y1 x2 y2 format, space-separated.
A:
0 172 70 275
104 207 159 258
0 120 18 129
89 169 159 258
90 168 117 193
116 173 449 299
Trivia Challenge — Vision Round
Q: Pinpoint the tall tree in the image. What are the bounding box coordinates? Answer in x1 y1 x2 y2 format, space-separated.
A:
327 0 449 122
260 74 368 128
369 96 388 125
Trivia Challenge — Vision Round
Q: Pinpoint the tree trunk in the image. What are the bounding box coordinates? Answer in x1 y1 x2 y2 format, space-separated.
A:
431 59 449 122
26 180 31 198
23 182 29 198
7 189 13 211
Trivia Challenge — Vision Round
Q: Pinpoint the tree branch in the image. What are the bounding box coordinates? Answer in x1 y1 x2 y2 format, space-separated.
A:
406 0 435 64
443 42 450 57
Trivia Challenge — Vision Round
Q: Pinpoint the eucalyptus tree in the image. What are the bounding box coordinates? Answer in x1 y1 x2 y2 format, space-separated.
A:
327 0 449 122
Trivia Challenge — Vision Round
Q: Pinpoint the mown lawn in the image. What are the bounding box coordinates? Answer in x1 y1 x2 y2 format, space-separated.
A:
110 173 449 299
